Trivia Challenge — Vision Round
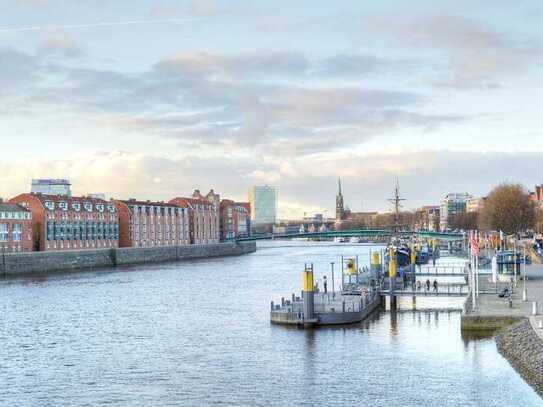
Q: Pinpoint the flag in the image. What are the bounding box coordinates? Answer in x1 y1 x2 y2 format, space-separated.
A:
470 230 480 257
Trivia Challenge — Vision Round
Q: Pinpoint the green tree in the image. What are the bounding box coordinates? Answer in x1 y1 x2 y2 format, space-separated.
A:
479 183 535 234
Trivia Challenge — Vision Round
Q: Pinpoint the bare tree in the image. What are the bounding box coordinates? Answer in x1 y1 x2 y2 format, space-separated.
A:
479 183 535 234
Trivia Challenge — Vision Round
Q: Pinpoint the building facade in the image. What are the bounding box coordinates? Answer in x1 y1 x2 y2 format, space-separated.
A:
114 200 190 248
530 185 543 208
466 197 485 213
10 193 119 251
169 192 220 245
418 205 441 231
0 202 33 252
31 179 72 197
219 200 250 240
440 193 472 231
249 185 278 225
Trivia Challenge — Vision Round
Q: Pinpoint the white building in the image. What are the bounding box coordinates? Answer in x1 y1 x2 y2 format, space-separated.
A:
440 193 472 231
31 179 72 197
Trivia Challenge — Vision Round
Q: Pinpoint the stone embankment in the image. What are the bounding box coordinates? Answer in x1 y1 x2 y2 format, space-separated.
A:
0 241 256 277
496 319 543 397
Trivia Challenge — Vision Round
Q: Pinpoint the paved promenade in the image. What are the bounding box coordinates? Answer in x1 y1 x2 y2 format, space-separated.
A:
462 263 543 330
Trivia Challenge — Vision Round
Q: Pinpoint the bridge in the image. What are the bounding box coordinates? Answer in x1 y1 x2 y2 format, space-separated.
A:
233 229 465 242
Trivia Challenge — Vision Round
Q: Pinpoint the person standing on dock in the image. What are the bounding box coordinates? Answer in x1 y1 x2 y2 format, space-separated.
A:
323 276 328 294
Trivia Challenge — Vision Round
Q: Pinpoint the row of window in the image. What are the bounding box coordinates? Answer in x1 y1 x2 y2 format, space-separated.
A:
0 211 31 220
44 201 116 214
0 223 23 242
130 206 188 216
46 221 119 241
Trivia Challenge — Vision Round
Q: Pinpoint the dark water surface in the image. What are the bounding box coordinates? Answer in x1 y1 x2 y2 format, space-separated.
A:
1 241 541 406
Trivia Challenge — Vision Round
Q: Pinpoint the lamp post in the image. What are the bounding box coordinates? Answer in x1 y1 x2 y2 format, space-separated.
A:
523 244 528 302
331 262 335 299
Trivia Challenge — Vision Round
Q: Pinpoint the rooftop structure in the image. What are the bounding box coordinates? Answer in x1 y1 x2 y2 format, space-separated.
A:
31 179 72 197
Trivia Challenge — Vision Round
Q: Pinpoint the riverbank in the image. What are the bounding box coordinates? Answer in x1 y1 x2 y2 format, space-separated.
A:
497 319 543 397
0 241 256 277
460 263 543 397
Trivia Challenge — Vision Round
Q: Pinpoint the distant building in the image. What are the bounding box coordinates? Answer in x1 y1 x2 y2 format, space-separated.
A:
31 179 72 197
114 199 190 248
220 200 250 240
87 193 106 200
440 193 472 231
249 186 278 225
0 201 33 252
10 193 119 251
419 205 440 231
530 185 543 208
466 197 485 213
169 190 220 244
335 178 378 229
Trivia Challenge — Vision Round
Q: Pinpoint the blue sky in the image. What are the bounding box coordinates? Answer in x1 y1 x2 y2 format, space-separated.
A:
1 0 542 218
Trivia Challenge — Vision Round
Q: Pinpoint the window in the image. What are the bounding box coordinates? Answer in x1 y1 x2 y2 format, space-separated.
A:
0 224 8 242
13 224 22 241
47 221 54 241
74 221 80 240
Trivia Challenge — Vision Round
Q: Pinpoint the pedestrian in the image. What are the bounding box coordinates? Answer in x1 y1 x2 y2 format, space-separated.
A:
433 280 438 292
425 279 431 292
323 275 328 294
416 280 422 291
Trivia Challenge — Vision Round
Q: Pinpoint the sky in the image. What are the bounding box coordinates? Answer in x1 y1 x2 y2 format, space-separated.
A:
1 0 542 219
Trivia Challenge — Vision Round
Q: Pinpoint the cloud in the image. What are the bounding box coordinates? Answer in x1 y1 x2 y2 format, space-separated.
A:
2 150 542 219
37 35 84 58
365 13 542 88
1 46 463 158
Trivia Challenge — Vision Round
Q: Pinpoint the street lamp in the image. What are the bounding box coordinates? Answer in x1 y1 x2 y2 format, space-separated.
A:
523 244 528 302
330 262 335 299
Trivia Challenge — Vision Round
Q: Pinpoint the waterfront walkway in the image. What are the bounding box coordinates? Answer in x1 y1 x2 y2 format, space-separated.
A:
462 264 543 330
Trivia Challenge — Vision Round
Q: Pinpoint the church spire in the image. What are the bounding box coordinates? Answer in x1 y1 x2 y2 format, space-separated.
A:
338 177 342 195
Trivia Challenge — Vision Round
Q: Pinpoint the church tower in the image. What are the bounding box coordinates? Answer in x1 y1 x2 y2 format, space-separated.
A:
336 177 344 221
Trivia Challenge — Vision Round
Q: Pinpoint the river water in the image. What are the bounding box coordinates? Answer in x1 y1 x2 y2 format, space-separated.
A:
1 241 542 406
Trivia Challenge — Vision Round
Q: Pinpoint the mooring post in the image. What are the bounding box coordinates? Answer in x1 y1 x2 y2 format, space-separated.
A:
302 264 315 326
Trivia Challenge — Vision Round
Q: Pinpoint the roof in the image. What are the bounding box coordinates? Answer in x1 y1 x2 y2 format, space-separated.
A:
119 199 181 208
170 197 214 209
0 203 30 212
29 192 109 205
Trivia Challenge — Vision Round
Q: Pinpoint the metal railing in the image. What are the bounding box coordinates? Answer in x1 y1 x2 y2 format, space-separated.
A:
380 280 468 296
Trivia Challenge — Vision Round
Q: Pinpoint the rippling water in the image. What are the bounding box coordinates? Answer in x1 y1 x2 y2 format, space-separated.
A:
1 241 542 406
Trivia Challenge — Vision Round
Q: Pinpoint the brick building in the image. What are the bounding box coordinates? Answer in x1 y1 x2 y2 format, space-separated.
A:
10 193 119 251
169 190 220 244
0 202 34 252
219 200 250 240
114 199 190 248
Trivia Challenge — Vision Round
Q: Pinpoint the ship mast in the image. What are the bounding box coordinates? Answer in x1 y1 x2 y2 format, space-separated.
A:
388 178 405 235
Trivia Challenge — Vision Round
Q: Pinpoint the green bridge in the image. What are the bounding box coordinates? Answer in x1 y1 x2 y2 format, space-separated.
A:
233 230 465 242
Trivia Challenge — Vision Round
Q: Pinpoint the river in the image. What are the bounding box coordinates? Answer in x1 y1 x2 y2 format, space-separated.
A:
1 241 541 406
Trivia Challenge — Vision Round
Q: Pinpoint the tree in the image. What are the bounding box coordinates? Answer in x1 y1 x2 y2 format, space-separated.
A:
479 183 535 234
450 211 478 231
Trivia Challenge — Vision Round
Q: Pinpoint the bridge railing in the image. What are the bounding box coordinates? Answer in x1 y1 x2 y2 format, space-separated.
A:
380 280 468 296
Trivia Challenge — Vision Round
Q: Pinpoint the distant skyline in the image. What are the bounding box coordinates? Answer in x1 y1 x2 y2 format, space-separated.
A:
1 0 542 218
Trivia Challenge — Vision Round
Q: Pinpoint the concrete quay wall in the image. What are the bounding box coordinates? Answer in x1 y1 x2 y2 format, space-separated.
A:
496 319 543 397
0 241 256 276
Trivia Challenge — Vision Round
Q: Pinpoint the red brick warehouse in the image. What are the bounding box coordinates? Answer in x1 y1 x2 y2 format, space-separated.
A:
10 193 120 251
